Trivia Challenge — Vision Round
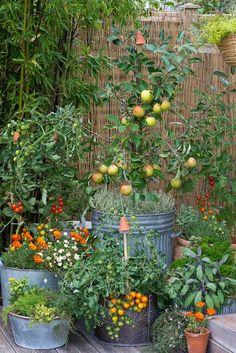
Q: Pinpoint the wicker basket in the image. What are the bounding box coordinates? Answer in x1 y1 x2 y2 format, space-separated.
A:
218 33 236 67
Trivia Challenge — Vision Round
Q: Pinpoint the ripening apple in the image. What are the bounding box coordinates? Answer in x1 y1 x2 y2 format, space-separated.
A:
121 117 128 125
143 165 154 177
186 157 197 169
120 184 133 196
153 103 162 114
99 164 108 174
140 90 153 103
107 164 119 176
92 172 103 184
117 160 128 170
161 100 171 112
132 106 145 119
170 178 182 189
146 117 157 127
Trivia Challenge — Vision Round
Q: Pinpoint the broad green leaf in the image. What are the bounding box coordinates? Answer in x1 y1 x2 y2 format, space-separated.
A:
194 291 202 304
181 284 189 296
205 294 214 308
206 283 216 292
196 265 203 281
184 292 195 308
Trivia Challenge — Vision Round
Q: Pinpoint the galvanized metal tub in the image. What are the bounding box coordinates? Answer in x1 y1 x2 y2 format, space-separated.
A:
95 294 158 346
9 313 69 349
219 298 236 315
91 209 176 266
0 261 59 307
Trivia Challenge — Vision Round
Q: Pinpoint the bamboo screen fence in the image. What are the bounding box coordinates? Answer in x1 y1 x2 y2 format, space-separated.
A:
80 5 236 207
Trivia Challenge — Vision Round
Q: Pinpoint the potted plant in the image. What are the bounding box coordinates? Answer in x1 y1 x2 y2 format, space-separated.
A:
2 278 71 349
184 303 216 353
61 231 167 346
0 222 91 307
151 308 189 353
167 247 236 313
201 15 236 66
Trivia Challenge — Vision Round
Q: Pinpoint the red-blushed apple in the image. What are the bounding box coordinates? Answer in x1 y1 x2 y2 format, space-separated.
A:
146 116 157 127
143 165 154 177
132 106 145 119
170 178 182 189
120 184 133 196
92 172 103 184
121 117 128 125
153 103 162 114
140 90 153 103
186 157 197 168
99 164 108 174
161 100 171 112
107 164 119 176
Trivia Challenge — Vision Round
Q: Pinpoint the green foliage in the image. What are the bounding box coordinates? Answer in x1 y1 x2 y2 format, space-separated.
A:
2 278 72 326
1 246 45 270
172 237 236 280
0 105 91 223
167 247 236 310
61 234 166 331
202 16 236 45
151 309 188 353
92 189 175 215
176 0 235 14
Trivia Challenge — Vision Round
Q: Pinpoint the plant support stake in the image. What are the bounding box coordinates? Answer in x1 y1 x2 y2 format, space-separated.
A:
119 216 130 261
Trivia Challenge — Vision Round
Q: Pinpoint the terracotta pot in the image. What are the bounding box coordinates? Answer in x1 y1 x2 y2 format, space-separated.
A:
231 235 236 244
177 237 190 247
231 243 236 251
173 237 190 260
185 328 210 353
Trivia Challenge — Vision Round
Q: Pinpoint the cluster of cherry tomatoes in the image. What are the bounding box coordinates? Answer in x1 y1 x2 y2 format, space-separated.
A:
195 193 213 220
10 201 24 214
208 176 215 188
50 197 64 214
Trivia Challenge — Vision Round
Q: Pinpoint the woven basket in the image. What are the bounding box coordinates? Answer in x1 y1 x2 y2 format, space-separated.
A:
218 33 236 67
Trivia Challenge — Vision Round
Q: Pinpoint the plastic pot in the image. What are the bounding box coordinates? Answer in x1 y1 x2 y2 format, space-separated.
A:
185 328 210 353
0 261 58 307
9 312 69 349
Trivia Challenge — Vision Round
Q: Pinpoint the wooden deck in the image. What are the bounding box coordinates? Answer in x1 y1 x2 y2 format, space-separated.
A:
0 318 148 353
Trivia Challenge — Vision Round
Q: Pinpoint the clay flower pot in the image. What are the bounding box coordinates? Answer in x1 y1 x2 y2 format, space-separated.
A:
173 237 190 260
177 237 190 247
185 328 210 353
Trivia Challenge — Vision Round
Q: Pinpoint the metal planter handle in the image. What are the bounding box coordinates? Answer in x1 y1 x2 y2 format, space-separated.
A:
169 231 182 239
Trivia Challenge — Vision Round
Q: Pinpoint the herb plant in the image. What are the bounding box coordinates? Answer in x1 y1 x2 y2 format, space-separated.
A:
202 15 236 45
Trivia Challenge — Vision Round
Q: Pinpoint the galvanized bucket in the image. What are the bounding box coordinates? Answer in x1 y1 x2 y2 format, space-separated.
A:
0 261 59 307
95 294 158 346
219 298 236 315
91 209 177 266
9 313 69 349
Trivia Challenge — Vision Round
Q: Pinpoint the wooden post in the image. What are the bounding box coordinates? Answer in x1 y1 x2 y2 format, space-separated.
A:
179 2 200 38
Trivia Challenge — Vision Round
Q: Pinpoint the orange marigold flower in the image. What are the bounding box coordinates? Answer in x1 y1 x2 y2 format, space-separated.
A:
194 312 205 321
36 237 48 249
82 227 90 237
207 308 216 316
53 229 62 239
11 234 21 242
12 240 22 249
80 238 87 245
185 311 194 317
33 254 43 264
28 242 37 251
23 232 33 241
196 301 205 308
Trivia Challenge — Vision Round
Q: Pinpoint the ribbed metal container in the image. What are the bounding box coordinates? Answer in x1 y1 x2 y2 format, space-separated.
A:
95 294 158 346
219 299 236 315
0 261 59 307
91 209 176 266
9 313 69 349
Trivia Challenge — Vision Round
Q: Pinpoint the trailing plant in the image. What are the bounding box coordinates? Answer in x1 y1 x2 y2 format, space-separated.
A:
167 247 236 310
151 309 188 353
202 15 236 45
2 278 72 326
92 189 175 215
61 234 167 337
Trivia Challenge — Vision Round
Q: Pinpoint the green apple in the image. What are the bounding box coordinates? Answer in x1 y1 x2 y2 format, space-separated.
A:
99 164 108 174
170 178 182 189
92 172 103 184
121 117 128 125
186 157 197 168
132 106 145 119
161 100 171 112
146 116 157 127
143 165 154 177
107 164 119 176
153 103 162 114
120 184 133 196
140 90 153 103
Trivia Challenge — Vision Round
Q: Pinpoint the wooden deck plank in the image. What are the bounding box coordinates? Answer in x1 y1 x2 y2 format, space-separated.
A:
56 332 99 353
0 329 16 353
0 320 36 353
78 324 141 353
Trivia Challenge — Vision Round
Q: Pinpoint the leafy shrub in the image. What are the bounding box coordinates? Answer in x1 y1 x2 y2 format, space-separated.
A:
202 16 236 45
92 189 175 215
151 309 188 353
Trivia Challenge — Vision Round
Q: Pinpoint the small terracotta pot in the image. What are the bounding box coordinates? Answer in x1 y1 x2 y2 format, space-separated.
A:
231 235 236 244
173 237 190 260
231 243 236 251
177 237 190 247
185 328 210 353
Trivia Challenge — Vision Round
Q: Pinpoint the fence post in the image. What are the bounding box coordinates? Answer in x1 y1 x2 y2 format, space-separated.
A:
179 2 200 35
